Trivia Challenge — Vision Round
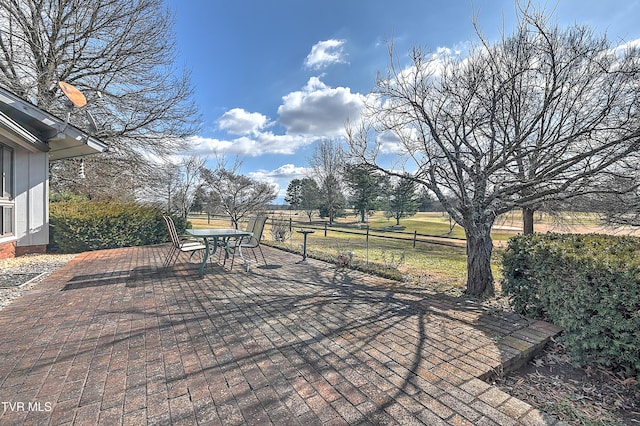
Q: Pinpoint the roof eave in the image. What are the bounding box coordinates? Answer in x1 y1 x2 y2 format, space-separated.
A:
0 86 109 160
0 110 50 152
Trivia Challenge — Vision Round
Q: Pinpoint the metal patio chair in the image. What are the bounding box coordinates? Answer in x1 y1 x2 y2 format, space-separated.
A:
162 215 207 268
227 216 268 270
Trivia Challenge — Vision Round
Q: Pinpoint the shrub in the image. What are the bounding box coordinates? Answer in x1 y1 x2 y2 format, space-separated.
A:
270 214 290 242
49 200 186 253
502 233 640 377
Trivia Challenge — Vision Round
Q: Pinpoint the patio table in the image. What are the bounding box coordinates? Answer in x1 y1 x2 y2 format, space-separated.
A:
186 228 253 276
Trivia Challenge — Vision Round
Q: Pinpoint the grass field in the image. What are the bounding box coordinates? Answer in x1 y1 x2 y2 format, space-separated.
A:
188 212 515 288
188 210 638 289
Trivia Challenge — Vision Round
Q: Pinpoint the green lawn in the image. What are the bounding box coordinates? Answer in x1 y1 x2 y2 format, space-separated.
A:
188 209 634 291
271 228 502 288
188 212 509 289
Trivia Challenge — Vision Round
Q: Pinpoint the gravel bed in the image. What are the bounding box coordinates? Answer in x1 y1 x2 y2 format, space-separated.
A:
0 253 76 312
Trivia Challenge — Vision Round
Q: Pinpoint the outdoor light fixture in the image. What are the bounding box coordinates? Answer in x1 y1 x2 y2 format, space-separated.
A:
78 158 86 179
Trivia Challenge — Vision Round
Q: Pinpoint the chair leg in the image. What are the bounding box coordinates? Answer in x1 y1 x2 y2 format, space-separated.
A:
169 249 180 268
165 244 177 266
163 246 173 267
258 245 267 265
218 247 231 266
229 245 244 271
164 251 173 268
229 248 235 270
164 246 178 268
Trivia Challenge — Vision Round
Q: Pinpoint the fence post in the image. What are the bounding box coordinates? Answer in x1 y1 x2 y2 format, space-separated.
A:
324 222 327 237
366 225 369 265
413 230 417 248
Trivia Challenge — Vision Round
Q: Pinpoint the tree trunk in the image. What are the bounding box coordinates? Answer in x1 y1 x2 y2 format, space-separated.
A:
464 222 495 297
522 207 535 235
396 216 400 225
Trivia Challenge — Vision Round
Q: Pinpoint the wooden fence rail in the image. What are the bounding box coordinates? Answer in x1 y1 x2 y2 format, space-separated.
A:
188 213 465 249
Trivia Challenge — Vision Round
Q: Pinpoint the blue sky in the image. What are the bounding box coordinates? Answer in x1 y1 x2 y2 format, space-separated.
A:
163 0 640 202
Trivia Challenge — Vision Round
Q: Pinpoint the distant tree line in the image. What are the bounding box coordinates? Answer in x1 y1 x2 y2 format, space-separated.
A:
284 139 436 225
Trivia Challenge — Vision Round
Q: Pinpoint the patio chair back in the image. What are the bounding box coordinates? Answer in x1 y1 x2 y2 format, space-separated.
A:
163 215 180 247
162 215 206 268
228 216 268 270
243 216 267 248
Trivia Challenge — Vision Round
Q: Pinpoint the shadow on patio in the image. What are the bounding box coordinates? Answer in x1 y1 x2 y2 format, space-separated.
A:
0 244 562 425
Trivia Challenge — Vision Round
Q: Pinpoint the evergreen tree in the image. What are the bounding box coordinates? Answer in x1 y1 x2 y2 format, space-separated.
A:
387 175 420 225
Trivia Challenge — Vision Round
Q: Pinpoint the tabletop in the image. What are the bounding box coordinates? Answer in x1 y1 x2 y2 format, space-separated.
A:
186 228 252 238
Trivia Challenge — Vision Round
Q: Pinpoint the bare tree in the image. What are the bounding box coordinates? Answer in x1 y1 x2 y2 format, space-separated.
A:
200 160 277 229
309 139 346 224
592 165 640 226
348 5 640 296
49 156 140 201
171 156 205 218
0 0 199 194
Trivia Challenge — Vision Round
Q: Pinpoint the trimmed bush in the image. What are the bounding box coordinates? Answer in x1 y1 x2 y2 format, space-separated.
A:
502 233 640 377
49 200 187 253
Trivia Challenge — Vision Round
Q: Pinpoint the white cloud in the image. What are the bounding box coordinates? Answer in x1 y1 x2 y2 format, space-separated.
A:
217 108 269 135
278 76 365 137
192 77 365 158
185 135 242 156
185 133 315 157
250 163 310 179
612 37 640 56
249 164 311 199
376 131 406 154
304 39 348 70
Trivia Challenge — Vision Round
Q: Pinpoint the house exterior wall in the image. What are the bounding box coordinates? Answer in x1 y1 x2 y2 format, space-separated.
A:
0 141 48 259
16 148 49 248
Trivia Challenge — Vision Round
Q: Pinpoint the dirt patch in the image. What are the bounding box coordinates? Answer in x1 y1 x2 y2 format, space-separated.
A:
492 339 640 425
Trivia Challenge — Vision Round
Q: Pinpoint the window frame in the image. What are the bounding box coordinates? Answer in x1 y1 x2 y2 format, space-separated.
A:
0 143 14 237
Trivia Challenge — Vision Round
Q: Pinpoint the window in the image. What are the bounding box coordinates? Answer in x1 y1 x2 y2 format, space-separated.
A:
0 144 14 237
0 207 12 235
1 144 12 199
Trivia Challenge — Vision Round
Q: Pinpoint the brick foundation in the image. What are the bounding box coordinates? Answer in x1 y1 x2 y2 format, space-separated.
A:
15 244 47 257
0 241 16 259
0 241 47 259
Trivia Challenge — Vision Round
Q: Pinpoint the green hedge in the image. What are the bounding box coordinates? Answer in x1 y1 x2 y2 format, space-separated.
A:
49 200 187 253
502 233 640 377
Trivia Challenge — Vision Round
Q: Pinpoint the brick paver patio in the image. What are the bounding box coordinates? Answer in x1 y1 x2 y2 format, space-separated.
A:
0 245 563 425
